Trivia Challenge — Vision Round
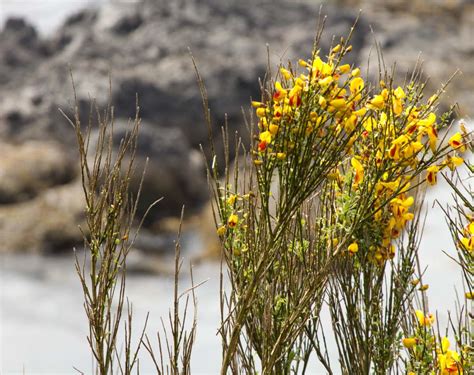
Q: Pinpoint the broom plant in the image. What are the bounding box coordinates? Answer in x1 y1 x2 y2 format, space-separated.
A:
67 18 473 375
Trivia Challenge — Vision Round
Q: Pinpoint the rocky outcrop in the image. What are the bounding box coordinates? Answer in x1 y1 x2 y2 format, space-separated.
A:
0 0 471 254
102 119 209 222
0 141 75 204
346 0 474 113
0 180 85 253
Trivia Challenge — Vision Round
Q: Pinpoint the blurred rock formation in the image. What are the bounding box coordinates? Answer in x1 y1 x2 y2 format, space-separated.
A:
0 0 471 253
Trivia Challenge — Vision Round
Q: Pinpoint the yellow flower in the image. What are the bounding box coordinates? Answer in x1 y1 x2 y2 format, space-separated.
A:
298 59 309 67
216 225 227 236
288 85 302 107
350 77 364 94
331 44 342 53
256 107 266 118
251 101 264 108
351 68 360 77
344 115 357 133
368 94 385 110
227 194 237 206
329 98 346 110
351 157 364 185
415 310 435 326
448 132 466 152
438 337 463 375
426 165 440 186
389 142 401 160
318 96 327 108
318 76 333 86
276 152 286 160
394 86 406 99
392 87 406 116
393 98 403 116
426 125 438 151
338 64 351 74
459 236 474 252
348 242 359 254
377 179 400 193
353 107 367 117
402 337 417 349
389 196 415 231
227 214 239 228
258 117 268 130
269 124 279 135
363 116 376 132
442 337 451 353
259 130 272 144
312 56 333 77
273 81 287 101
442 155 464 171
404 141 424 158
280 67 292 80
418 112 436 127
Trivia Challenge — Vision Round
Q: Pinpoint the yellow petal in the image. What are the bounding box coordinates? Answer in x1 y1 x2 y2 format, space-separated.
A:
227 214 239 227
251 101 264 108
348 242 359 254
256 107 266 118
394 86 406 99
280 67 292 80
442 337 450 353
329 98 346 109
319 76 333 86
269 124 279 135
351 68 361 77
350 77 364 94
259 131 272 144
402 337 417 349
338 64 351 74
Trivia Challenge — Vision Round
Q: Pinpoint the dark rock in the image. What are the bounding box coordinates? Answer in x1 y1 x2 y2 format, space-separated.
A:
3 17 38 47
97 119 208 222
0 17 48 70
111 13 143 34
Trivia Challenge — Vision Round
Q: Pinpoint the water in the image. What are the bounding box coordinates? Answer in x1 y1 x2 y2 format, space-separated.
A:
0 252 223 374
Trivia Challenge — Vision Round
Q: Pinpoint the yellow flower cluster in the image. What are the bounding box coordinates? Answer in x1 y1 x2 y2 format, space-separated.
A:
252 44 364 160
216 193 241 236
415 310 435 327
459 220 474 253
344 91 467 262
252 46 468 263
403 311 467 374
437 337 464 375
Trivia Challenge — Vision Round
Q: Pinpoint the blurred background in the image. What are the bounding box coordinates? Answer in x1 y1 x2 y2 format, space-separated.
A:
0 0 472 373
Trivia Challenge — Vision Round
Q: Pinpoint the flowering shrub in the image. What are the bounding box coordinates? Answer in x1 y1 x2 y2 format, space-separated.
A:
206 27 472 374
71 22 473 375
